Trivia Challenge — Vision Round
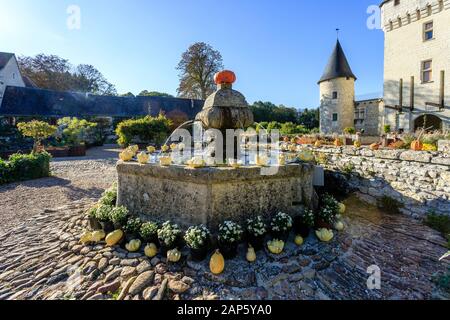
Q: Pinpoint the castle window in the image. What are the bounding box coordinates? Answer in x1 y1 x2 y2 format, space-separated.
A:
427 5 432 15
423 21 434 41
389 20 393 30
421 60 433 83
394 0 400 5
407 13 411 24
332 113 338 122
397 17 402 27
439 0 444 11
332 91 338 99
417 9 421 20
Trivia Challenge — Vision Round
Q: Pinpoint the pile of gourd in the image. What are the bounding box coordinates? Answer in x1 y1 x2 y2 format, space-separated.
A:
79 204 347 276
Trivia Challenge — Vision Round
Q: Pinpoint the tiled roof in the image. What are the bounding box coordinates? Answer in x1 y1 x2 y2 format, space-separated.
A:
318 40 357 84
0 52 14 71
0 86 204 118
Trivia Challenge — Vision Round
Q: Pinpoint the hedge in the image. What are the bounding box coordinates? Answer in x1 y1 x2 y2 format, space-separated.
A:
115 114 172 147
0 152 51 185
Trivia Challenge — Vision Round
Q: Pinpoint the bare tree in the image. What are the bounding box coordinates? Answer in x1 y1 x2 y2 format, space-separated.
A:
176 42 224 100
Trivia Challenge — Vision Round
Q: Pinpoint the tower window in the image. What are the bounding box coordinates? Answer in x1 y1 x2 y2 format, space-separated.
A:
427 5 432 16
423 21 434 41
439 0 444 11
332 113 338 122
407 13 411 24
397 17 402 27
332 91 338 99
417 9 421 20
389 20 393 30
421 60 432 83
394 0 400 5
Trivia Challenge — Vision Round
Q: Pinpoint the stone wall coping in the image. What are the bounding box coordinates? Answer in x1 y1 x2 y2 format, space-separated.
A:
116 161 315 184
314 146 449 166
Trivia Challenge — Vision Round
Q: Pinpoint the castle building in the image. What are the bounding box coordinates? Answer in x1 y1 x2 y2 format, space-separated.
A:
381 0 449 132
319 40 382 135
320 0 449 135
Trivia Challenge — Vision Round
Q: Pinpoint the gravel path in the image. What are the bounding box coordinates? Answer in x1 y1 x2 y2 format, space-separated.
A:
0 145 119 234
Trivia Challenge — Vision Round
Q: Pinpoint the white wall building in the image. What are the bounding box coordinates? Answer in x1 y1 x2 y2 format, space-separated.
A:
381 0 449 132
0 53 26 106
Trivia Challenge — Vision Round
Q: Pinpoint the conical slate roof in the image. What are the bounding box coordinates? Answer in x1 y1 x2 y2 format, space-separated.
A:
318 40 356 84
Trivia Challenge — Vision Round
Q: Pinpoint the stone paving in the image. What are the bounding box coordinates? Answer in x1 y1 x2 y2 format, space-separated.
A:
0 195 448 300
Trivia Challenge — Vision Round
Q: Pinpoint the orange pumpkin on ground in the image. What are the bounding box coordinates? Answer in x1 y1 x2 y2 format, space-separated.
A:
370 143 380 151
410 140 423 151
214 70 236 85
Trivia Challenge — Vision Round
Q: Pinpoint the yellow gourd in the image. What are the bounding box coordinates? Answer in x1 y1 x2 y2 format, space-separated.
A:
315 229 334 242
80 231 93 244
147 146 156 154
338 203 346 214
125 239 141 252
129 145 139 155
105 230 124 247
314 140 322 148
144 243 158 258
167 248 181 263
137 152 149 164
161 145 170 153
246 246 257 263
354 141 362 148
170 143 178 151
91 230 106 242
159 156 172 166
334 221 345 231
267 239 285 255
210 250 225 275
294 235 304 246
119 149 134 162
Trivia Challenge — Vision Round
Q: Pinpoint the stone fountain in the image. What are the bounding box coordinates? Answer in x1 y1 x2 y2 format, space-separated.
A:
116 71 316 231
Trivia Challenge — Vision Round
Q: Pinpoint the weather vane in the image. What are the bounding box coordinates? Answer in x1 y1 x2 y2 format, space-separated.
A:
336 28 340 39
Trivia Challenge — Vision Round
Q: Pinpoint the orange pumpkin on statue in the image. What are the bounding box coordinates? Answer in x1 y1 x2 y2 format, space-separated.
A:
214 70 236 85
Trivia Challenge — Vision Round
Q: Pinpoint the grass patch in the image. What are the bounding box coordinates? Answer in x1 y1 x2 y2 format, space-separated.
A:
425 213 450 248
377 196 403 215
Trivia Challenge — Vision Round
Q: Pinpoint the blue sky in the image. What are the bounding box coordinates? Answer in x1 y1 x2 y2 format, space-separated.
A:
0 0 385 108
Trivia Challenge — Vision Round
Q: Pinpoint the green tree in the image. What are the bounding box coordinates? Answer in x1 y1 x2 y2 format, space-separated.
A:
138 90 174 98
176 42 224 100
17 120 57 153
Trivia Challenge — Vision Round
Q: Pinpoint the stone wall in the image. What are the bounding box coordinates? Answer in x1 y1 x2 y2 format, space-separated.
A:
316 146 450 218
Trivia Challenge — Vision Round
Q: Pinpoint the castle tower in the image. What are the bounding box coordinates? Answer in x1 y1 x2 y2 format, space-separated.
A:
318 40 357 134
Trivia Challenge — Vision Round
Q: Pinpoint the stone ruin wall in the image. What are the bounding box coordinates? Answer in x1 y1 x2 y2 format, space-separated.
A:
316 144 450 218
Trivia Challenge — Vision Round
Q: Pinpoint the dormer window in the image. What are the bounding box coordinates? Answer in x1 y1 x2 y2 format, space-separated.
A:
423 21 434 41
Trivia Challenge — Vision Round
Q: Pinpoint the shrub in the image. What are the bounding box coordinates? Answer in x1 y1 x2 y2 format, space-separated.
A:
383 125 391 134
57 117 97 146
184 225 211 249
270 212 293 234
110 206 129 227
124 217 142 235
218 221 243 245
1 152 51 184
115 114 172 147
319 194 340 223
17 120 57 153
344 127 356 135
158 221 182 247
299 209 315 228
99 183 117 206
378 196 403 215
140 222 159 242
95 205 113 222
246 216 267 237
